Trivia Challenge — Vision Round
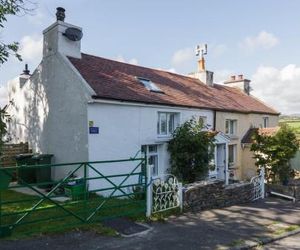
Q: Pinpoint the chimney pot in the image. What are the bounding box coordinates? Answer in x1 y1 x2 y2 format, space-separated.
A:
230 75 236 81
56 7 65 22
22 64 30 75
238 74 243 80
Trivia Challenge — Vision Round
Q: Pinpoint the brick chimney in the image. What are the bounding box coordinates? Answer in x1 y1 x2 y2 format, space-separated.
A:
43 7 82 59
224 74 251 95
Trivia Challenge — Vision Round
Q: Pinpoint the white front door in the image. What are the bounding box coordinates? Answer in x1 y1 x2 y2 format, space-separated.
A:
217 144 226 180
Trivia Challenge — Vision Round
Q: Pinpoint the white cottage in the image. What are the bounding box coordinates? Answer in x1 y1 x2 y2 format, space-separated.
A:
7 8 276 185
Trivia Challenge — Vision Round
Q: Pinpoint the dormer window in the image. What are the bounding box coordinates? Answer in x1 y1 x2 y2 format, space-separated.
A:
137 77 164 93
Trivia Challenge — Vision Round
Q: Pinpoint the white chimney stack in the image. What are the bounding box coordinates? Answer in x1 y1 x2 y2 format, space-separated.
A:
43 7 82 59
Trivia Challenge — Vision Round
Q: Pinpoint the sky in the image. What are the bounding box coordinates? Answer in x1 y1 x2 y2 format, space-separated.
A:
1 0 300 114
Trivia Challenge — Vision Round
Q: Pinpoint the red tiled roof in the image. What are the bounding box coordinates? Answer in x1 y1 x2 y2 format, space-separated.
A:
68 53 279 115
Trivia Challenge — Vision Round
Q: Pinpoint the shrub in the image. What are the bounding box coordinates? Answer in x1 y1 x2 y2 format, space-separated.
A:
168 118 215 183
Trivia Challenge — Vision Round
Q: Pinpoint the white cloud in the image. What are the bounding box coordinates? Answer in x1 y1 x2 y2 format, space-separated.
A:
115 55 138 65
252 64 300 114
240 31 279 50
0 85 8 108
19 35 43 62
171 47 194 66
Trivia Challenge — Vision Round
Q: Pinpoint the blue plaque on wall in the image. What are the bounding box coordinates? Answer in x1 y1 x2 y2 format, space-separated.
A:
89 127 99 134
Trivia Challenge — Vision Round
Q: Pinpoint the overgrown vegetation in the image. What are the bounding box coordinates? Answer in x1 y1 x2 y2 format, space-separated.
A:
0 0 36 65
168 118 215 183
251 125 299 184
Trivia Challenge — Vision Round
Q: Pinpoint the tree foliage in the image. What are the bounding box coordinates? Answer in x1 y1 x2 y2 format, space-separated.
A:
0 0 35 64
168 118 215 183
251 125 299 183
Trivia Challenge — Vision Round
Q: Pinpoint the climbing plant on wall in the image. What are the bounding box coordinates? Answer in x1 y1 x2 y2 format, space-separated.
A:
168 118 215 183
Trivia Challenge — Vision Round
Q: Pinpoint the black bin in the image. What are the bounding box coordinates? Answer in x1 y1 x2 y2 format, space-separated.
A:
16 153 36 184
33 154 53 188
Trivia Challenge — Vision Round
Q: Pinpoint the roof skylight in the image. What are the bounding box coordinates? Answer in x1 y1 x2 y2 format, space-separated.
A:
137 77 164 93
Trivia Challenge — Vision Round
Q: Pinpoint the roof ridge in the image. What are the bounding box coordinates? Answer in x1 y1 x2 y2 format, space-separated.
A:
79 52 206 84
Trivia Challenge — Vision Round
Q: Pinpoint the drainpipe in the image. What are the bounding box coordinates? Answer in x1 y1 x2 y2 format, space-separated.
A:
213 110 216 131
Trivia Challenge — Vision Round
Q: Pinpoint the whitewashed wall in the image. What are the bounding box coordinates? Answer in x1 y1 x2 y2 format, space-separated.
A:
87 101 214 194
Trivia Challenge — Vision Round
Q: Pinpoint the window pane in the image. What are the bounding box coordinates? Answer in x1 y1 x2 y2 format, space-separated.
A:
160 113 167 135
228 145 236 163
149 155 158 175
168 114 175 133
225 120 229 134
148 145 157 153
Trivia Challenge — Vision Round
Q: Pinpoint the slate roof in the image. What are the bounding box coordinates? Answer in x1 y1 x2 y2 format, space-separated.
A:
241 127 280 144
68 53 279 115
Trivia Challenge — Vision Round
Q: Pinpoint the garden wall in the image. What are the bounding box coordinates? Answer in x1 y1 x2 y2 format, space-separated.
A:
183 180 253 212
267 181 300 201
1 143 30 167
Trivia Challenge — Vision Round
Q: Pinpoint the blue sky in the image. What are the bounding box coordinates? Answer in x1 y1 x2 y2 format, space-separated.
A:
1 0 300 114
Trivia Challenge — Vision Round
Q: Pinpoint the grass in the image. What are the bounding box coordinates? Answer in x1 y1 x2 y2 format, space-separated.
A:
0 189 146 239
279 119 300 141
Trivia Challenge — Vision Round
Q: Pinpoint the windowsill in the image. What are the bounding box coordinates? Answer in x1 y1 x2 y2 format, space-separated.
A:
155 136 172 143
229 164 237 169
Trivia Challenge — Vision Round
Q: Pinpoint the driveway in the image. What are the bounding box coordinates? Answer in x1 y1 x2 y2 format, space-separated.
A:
1 198 300 250
262 232 300 250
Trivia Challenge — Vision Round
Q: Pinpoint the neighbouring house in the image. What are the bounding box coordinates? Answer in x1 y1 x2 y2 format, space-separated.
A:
6 8 279 187
241 127 280 178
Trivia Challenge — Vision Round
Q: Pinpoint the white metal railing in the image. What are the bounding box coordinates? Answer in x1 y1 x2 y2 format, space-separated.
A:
250 167 265 201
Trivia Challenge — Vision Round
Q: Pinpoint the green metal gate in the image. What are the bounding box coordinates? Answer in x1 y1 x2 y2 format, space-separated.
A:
0 155 147 238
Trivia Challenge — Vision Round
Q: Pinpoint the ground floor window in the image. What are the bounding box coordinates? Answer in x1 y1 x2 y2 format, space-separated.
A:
228 144 237 167
141 144 160 176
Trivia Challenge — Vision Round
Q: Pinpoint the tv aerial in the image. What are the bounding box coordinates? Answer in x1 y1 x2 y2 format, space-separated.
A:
195 44 207 58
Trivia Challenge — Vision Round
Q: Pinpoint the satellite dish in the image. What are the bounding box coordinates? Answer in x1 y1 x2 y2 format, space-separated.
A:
63 27 83 41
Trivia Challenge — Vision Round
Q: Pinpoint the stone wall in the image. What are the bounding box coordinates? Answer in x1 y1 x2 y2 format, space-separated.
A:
1 143 30 167
183 180 254 212
267 182 300 200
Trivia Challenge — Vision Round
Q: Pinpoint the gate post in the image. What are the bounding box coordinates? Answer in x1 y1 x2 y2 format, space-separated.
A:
178 182 183 212
146 164 153 217
260 167 265 199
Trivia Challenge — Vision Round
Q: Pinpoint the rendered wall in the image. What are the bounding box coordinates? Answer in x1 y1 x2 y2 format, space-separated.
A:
87 102 214 193
7 53 90 179
215 112 279 179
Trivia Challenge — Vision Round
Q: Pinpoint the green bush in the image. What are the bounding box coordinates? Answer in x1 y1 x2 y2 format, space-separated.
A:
251 125 299 183
168 118 215 183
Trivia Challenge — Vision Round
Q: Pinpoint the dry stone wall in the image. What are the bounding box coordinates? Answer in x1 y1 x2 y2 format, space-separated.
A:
183 180 254 212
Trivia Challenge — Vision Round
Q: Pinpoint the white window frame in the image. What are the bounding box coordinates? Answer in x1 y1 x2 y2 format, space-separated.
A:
142 144 159 176
157 112 178 137
263 117 269 128
225 119 237 135
228 144 237 167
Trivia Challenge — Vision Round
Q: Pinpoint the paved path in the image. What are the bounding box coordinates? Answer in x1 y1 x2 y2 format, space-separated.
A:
263 232 300 250
1 198 300 250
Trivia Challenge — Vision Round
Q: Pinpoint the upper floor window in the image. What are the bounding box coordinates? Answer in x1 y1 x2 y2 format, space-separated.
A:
225 119 237 135
157 112 178 136
263 117 269 128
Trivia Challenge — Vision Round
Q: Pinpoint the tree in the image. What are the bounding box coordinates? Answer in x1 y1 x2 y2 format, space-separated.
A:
0 0 35 65
251 125 299 184
168 118 215 183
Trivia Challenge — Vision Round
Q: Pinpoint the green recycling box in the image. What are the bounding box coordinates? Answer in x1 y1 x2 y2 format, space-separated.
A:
65 179 86 201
